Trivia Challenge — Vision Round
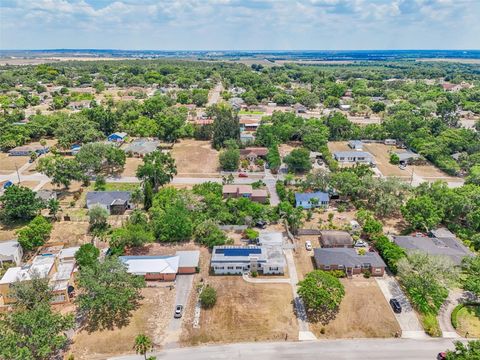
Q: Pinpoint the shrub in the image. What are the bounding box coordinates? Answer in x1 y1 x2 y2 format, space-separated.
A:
363 269 371 278
372 234 406 274
16 216 52 251
244 228 259 240
251 270 258 277
389 153 400 165
330 270 346 278
199 285 217 309
421 313 442 337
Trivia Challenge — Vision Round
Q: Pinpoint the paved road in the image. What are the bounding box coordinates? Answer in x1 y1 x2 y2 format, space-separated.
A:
207 83 223 106
375 275 427 339
110 338 458 360
264 169 280 206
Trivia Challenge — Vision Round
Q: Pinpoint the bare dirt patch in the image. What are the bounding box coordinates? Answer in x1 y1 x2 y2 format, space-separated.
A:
181 277 298 346
310 277 401 339
121 158 143 177
50 221 92 246
0 154 29 174
71 287 175 360
171 139 219 176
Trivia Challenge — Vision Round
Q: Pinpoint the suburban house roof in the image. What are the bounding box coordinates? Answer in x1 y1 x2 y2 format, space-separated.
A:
123 138 159 155
0 254 55 285
211 246 267 263
295 192 329 203
396 151 421 162
36 190 57 202
258 232 284 247
8 144 45 153
251 189 268 197
348 140 363 149
334 151 374 161
223 184 253 194
319 230 353 247
119 255 180 275
58 246 80 260
392 234 472 265
0 240 22 258
110 132 128 138
314 248 386 268
86 191 131 208
176 250 200 268
240 147 268 157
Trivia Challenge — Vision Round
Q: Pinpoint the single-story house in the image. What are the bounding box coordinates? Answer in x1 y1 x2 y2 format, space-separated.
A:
334 151 375 166
222 185 269 204
123 138 159 157
108 132 128 142
396 151 422 165
36 189 57 203
313 248 386 277
240 147 268 161
240 133 255 144
211 246 285 275
319 230 354 248
442 83 462 92
68 100 91 110
258 232 284 247
86 191 133 215
348 141 363 151
0 240 23 266
8 144 49 156
58 246 80 262
384 139 397 146
295 192 329 209
120 250 200 280
392 231 472 266
240 119 260 132
293 103 307 113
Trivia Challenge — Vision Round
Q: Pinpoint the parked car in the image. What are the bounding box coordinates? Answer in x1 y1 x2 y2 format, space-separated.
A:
399 164 406 170
238 172 248 178
174 305 183 318
255 220 267 229
354 240 368 248
305 240 312 251
389 298 402 313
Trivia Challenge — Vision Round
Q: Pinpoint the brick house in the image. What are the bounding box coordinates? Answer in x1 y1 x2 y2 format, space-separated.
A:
222 185 268 204
313 248 386 277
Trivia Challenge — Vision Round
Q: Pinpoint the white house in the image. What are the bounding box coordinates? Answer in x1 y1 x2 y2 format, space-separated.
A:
0 240 23 266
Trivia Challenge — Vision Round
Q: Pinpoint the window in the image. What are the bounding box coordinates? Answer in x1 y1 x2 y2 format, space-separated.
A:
324 265 331 270
337 265 344 269
374 268 382 273
236 266 243 270
270 267 279 271
227 266 234 270
215 266 224 270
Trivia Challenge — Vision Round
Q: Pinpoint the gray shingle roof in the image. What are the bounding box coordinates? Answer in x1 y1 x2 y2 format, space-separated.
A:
319 230 353 247
86 191 131 208
314 248 386 268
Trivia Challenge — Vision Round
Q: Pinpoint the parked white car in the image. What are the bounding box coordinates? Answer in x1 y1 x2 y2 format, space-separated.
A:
305 240 312 251
354 240 368 248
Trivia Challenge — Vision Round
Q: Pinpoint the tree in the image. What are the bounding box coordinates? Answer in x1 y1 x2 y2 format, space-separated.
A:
466 165 480 185
137 151 177 192
284 148 311 173
156 107 187 142
151 200 193 242
219 146 240 171
75 243 100 269
10 276 53 310
397 252 457 315
298 270 345 323
362 217 383 236
16 216 52 251
199 285 217 309
194 219 228 248
88 205 109 236
134 334 153 360
0 303 74 360
267 143 281 173
37 155 83 188
55 116 103 148
210 104 240 149
401 195 444 231
389 153 400 165
278 201 304 234
47 198 60 219
110 223 154 252
76 142 126 175
143 181 153 210
445 340 480 359
0 185 44 222
462 256 480 297
76 257 145 332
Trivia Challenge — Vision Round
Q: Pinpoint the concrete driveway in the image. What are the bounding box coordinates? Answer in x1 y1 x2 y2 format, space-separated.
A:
375 275 427 339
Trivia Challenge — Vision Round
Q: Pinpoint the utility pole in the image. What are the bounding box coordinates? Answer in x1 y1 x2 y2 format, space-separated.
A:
14 164 21 184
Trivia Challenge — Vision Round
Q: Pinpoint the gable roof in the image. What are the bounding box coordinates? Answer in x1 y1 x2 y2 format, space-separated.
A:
109 132 127 138
124 138 159 154
240 147 268 157
0 240 22 257
176 251 200 268
319 230 353 247
119 255 179 275
86 191 131 208
314 248 386 268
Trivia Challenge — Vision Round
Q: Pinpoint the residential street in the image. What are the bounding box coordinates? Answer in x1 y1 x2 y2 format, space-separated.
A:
207 82 223 106
110 338 458 360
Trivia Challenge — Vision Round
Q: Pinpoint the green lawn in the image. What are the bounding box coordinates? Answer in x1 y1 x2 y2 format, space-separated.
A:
239 110 264 115
104 183 140 192
452 304 480 338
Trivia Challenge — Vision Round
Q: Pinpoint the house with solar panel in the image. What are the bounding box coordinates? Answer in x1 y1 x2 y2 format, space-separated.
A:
211 246 285 275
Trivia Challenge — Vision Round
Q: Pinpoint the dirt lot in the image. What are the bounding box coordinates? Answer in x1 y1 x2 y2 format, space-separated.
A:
121 158 143 177
71 287 175 360
49 221 92 246
171 139 219 176
310 277 401 339
181 277 298 345
0 153 30 174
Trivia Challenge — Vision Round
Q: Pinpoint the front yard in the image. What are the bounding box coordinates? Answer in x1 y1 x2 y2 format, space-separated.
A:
452 304 480 338
309 277 401 339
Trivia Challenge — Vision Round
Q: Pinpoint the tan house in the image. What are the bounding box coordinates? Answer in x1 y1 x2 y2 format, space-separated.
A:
222 185 268 204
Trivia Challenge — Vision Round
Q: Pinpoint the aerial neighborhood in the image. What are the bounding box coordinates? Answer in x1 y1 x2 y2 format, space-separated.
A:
0 54 479 360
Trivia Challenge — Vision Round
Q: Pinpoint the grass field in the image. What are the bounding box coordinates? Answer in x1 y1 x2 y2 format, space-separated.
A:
181 277 298 345
310 277 401 339
453 304 480 338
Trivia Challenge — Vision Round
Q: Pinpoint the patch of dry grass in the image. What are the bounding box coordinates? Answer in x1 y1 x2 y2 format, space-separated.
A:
171 139 219 176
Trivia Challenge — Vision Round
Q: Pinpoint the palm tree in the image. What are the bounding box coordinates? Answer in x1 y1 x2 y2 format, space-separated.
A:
134 334 152 360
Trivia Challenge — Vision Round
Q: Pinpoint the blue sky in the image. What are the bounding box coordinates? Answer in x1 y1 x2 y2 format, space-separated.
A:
0 0 479 50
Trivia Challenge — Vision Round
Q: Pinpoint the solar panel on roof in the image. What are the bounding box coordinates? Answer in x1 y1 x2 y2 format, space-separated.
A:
215 248 262 256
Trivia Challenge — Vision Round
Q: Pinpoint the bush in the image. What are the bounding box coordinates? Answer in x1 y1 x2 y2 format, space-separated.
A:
16 216 52 251
251 270 258 277
244 228 259 240
390 153 400 165
451 304 463 329
363 269 371 278
421 313 442 337
372 234 406 274
199 285 217 309
330 270 346 278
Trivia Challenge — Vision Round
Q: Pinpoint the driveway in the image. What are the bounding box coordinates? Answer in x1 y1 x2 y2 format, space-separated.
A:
264 169 279 206
375 275 427 339
163 274 195 348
